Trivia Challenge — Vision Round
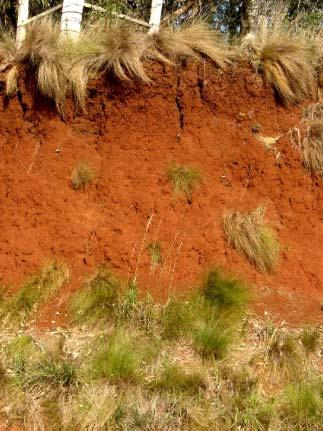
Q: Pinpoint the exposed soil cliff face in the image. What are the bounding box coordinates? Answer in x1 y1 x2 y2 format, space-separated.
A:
0 61 322 326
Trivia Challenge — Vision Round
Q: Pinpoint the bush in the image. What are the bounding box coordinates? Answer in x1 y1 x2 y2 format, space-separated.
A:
161 297 195 340
223 206 280 272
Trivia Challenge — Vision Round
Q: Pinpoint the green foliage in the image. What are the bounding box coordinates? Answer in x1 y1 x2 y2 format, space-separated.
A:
161 297 195 340
281 382 323 429
5 335 37 365
193 321 233 359
70 268 121 326
26 355 77 389
154 363 205 395
167 163 202 202
300 328 320 354
89 331 140 382
203 268 249 311
0 261 69 326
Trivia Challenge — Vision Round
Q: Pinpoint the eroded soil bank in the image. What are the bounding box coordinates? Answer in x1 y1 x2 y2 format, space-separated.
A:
0 61 322 326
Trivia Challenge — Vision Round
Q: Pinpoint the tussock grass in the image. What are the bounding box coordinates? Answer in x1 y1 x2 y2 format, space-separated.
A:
4 19 71 112
161 297 195 340
203 268 249 311
70 163 95 190
223 206 280 272
167 163 202 202
300 328 320 354
70 267 121 326
267 334 300 380
154 363 205 395
301 121 323 176
193 321 233 359
281 382 322 430
149 22 230 68
243 11 316 105
88 331 140 383
0 261 69 327
26 355 77 389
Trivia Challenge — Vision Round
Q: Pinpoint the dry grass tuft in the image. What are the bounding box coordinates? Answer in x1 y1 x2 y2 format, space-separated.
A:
243 11 316 105
149 22 230 68
301 121 323 176
4 19 71 112
71 163 95 190
223 206 280 272
5 64 19 95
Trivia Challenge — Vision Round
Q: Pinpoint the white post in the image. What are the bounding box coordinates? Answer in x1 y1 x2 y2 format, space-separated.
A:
61 0 85 37
148 0 163 34
16 0 29 47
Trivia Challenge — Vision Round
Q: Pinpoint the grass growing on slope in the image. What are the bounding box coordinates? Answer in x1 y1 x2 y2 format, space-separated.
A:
203 268 249 311
280 382 322 430
223 206 280 272
147 242 162 272
193 320 234 359
88 330 140 383
300 328 320 354
302 121 323 177
154 363 205 395
149 22 231 68
70 163 95 190
70 267 121 326
242 7 317 105
167 163 202 202
0 261 69 327
4 19 72 113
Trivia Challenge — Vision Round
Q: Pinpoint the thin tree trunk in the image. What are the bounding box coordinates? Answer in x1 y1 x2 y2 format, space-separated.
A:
241 0 259 34
16 0 29 47
61 0 85 37
148 0 163 34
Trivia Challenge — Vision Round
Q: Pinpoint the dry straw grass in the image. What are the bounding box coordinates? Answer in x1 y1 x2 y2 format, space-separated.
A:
242 6 317 105
302 121 323 176
149 21 231 68
3 18 71 113
223 206 280 272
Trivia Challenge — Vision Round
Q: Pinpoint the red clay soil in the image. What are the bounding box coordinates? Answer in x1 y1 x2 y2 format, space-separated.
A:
0 61 322 327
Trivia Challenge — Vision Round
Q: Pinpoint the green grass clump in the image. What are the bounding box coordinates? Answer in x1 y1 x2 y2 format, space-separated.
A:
203 268 249 311
193 321 233 359
281 382 322 430
70 268 121 326
154 363 205 395
27 356 77 389
5 335 37 365
0 261 69 326
167 163 202 202
70 163 95 190
300 328 320 355
223 206 280 272
89 331 140 383
161 297 195 340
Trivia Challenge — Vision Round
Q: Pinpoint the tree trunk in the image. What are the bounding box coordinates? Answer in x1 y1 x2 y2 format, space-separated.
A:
61 0 85 37
16 0 29 47
241 0 260 34
148 0 163 34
